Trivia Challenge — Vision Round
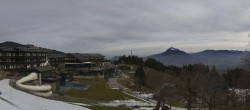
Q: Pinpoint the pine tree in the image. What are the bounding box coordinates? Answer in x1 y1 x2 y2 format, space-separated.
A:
134 66 147 88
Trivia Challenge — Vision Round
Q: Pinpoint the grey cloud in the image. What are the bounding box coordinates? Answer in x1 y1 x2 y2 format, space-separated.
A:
0 0 249 57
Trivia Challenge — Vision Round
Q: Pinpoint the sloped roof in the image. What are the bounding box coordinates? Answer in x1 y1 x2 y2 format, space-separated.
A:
16 47 46 52
0 47 16 52
69 53 88 62
47 53 68 58
68 53 105 62
79 53 105 58
34 66 52 72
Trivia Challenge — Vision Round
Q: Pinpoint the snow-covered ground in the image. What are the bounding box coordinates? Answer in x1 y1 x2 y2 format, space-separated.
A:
0 79 89 110
101 99 156 107
234 88 250 102
101 99 186 110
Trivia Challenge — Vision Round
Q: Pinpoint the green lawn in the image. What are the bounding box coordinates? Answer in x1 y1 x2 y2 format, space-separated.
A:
66 77 141 102
85 105 132 110
220 103 250 110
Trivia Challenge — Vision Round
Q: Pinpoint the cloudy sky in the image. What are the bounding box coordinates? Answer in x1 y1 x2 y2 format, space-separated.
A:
0 0 249 57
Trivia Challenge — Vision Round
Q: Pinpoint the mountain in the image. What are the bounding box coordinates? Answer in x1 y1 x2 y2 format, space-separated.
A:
148 47 197 66
163 47 189 56
193 50 247 69
0 41 27 48
111 56 120 62
147 47 248 69
194 50 245 56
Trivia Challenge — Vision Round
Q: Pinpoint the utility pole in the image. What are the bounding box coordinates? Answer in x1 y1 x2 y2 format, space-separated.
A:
248 33 250 46
39 73 42 86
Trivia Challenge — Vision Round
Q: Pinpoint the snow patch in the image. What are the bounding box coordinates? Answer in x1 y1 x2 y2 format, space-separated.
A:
100 99 155 107
0 79 89 110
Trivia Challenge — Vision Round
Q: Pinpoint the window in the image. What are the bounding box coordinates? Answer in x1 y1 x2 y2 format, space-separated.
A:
6 53 11 56
27 64 31 68
19 53 23 56
2 65 6 69
10 65 13 69
6 59 11 62
26 53 30 56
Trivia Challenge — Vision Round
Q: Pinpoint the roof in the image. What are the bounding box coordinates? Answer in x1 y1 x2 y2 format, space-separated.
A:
47 53 68 58
34 66 52 72
79 53 105 58
69 53 88 62
0 47 47 53
16 47 47 53
0 47 16 52
68 53 105 62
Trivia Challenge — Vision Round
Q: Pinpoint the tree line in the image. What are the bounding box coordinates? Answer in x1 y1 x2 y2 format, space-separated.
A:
115 55 250 110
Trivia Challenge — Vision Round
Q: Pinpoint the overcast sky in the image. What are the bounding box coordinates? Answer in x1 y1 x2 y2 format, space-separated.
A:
0 0 249 57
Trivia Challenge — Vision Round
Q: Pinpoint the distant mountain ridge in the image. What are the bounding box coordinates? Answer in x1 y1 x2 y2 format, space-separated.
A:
0 41 27 48
147 47 248 69
194 50 245 56
0 41 65 54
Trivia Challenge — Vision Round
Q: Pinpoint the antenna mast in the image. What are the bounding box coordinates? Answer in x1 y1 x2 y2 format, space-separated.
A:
248 33 250 46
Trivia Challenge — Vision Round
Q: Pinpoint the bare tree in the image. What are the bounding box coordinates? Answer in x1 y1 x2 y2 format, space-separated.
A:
146 69 175 91
180 64 226 110
195 66 226 110
146 69 179 110
180 64 205 110
154 85 177 110
235 71 250 102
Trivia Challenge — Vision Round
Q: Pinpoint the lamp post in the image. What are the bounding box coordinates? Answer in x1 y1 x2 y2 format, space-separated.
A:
39 73 42 86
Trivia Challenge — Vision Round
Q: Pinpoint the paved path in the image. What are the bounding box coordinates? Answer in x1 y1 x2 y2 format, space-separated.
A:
108 77 156 104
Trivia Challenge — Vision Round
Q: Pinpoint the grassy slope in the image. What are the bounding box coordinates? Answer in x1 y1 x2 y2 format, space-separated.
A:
66 77 140 101
220 103 250 110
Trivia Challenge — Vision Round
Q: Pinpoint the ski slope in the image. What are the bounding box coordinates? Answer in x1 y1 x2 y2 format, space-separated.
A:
0 79 89 110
